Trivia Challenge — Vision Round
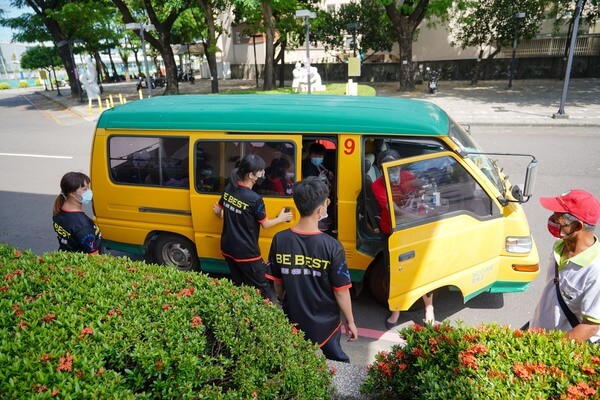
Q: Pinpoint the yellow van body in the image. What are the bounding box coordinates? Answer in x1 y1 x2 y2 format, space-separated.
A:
91 94 539 310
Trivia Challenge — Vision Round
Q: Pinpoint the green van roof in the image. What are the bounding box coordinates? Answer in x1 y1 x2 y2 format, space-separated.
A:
96 94 449 136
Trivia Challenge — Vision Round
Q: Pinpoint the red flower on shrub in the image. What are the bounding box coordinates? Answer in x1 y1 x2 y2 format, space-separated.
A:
16 321 28 330
411 347 427 358
459 352 478 370
394 349 405 359
191 316 202 328
550 366 565 378
263 298 271 304
128 267 136 273
411 323 424 332
13 250 22 258
51 389 59 397
580 364 595 376
175 287 195 297
40 353 52 363
42 314 56 323
162 304 171 311
107 309 121 317
251 392 258 398
79 327 93 339
34 384 47 393
487 369 506 379
566 381 596 399
329 365 337 375
376 361 392 379
513 362 532 381
0 285 8 292
591 356 600 365
513 329 524 338
291 326 299 335
155 360 163 371
56 353 73 372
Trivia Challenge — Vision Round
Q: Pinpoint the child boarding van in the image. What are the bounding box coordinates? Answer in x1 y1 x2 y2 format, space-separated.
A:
90 94 539 310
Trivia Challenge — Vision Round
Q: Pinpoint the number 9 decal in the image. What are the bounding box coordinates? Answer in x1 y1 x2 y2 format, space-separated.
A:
343 138 355 155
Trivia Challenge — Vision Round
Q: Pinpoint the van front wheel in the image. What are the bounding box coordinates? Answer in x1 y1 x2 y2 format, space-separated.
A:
153 234 200 272
369 260 389 307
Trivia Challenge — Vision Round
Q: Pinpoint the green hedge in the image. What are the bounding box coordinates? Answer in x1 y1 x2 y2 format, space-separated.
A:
0 82 10 90
362 321 600 399
0 244 332 399
18 80 29 88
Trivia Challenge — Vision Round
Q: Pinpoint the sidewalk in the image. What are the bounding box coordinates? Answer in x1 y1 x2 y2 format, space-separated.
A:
36 77 600 127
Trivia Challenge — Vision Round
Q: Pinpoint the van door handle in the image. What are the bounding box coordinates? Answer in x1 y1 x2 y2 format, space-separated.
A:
399 251 415 262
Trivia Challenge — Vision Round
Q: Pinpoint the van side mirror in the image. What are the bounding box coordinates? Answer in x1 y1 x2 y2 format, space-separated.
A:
511 159 537 203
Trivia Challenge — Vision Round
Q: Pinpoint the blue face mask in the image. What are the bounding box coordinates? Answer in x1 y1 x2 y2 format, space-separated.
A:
310 157 324 166
80 189 93 204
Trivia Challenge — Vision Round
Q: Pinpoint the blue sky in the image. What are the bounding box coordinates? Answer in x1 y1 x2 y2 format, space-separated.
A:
0 1 22 43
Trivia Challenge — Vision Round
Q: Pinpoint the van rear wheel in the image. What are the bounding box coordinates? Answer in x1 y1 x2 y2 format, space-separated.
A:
153 234 200 272
369 260 389 307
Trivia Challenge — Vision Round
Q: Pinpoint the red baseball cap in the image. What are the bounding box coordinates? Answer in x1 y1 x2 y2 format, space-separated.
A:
539 189 600 226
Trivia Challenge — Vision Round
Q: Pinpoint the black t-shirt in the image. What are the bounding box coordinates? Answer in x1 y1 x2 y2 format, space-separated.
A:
52 209 102 254
218 183 267 261
266 228 352 345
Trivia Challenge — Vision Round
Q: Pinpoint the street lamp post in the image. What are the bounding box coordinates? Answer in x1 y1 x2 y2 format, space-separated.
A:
506 12 526 90
553 0 584 119
251 34 261 88
126 22 155 97
57 39 84 102
295 9 316 94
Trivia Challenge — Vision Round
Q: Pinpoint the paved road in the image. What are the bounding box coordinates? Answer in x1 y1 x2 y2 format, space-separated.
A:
1 86 598 368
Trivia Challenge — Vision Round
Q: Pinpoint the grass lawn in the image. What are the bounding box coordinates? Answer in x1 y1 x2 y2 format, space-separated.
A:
223 82 377 96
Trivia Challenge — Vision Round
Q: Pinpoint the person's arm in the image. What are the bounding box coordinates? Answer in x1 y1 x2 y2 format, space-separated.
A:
334 289 358 341
260 208 292 229
273 281 286 301
565 320 600 342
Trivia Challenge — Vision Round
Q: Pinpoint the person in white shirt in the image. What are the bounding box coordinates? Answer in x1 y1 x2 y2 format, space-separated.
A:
529 189 600 343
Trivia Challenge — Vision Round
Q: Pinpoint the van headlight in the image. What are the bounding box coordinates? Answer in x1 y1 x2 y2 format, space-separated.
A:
505 236 532 254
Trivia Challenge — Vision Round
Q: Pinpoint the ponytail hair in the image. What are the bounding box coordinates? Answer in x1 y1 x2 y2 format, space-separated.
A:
53 172 90 216
229 154 266 189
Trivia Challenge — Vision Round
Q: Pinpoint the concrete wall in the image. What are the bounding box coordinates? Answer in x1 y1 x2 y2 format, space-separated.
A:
230 56 600 82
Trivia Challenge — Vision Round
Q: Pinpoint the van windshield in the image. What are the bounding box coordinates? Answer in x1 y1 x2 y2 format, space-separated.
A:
448 120 505 196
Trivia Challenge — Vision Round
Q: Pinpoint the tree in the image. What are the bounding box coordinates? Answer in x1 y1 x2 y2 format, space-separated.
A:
448 0 549 85
19 45 63 92
310 0 394 62
0 1 80 97
112 0 193 95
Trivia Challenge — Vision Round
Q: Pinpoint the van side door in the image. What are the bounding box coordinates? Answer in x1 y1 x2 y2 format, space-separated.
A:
190 135 302 272
382 152 504 311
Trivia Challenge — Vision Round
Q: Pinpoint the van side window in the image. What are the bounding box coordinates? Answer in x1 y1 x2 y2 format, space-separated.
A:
392 155 497 226
195 140 296 196
108 136 189 188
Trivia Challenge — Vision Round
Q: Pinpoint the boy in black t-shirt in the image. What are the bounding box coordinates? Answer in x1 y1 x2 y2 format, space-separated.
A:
267 176 358 362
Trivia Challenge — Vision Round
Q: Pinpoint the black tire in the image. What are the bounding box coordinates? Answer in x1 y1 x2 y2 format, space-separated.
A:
369 258 389 307
153 234 200 272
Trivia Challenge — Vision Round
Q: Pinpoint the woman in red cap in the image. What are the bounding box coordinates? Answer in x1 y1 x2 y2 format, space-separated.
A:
528 189 600 343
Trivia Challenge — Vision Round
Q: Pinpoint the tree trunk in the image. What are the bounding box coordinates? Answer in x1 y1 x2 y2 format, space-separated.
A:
384 0 429 92
275 39 286 88
470 47 502 86
197 0 219 93
133 50 141 76
108 52 121 82
261 1 275 91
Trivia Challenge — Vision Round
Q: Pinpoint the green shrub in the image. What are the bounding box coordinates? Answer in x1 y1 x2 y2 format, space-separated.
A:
0 244 332 399
35 79 43 86
361 321 599 399
17 80 29 88
0 82 10 90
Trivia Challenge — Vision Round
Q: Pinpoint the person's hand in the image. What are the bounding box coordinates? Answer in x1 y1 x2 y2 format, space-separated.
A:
213 202 223 217
278 208 292 222
345 320 358 342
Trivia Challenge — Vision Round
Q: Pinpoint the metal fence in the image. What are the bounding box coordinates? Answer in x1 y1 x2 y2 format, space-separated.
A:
500 34 600 58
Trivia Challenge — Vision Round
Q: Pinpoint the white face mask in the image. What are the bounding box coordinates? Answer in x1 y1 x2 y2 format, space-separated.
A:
78 189 93 204
389 172 400 184
285 172 295 180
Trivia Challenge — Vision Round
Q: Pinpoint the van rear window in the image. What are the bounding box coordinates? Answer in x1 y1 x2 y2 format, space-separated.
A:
108 136 189 188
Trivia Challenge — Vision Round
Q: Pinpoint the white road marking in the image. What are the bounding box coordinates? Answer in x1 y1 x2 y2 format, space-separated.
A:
0 153 73 159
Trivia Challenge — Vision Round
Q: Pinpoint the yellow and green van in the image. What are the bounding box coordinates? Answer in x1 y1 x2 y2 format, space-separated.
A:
90 94 539 310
